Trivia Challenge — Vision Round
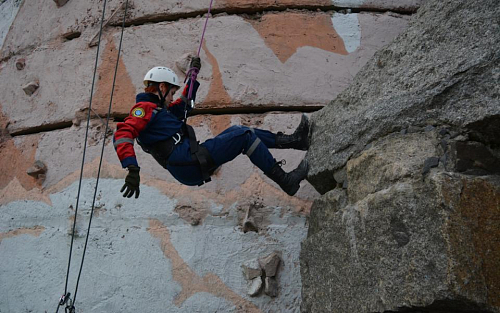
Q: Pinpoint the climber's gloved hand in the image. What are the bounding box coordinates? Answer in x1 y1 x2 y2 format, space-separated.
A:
190 56 201 70
120 165 140 198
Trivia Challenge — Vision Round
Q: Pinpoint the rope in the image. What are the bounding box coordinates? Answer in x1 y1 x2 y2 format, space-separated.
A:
56 0 108 310
57 0 207 310
56 0 129 311
187 0 214 101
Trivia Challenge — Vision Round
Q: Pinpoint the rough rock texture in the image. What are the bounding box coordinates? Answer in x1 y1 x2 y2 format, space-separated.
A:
307 0 500 194
302 0 500 312
302 173 500 312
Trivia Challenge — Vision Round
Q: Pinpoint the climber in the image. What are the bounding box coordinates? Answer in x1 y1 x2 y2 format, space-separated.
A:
113 57 310 199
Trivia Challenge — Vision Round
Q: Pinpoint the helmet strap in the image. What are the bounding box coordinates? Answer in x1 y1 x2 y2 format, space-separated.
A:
157 83 173 108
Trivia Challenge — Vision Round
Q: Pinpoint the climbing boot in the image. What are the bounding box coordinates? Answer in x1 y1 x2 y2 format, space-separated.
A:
275 114 310 150
265 159 309 196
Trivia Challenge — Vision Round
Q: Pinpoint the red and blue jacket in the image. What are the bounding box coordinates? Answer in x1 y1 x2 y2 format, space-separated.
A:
113 79 200 168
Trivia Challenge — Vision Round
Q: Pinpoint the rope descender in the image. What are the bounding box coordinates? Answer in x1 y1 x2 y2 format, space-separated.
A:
58 293 75 313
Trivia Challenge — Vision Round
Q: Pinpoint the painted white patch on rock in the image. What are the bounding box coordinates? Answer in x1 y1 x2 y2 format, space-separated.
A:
331 13 361 54
0 0 21 49
333 0 365 6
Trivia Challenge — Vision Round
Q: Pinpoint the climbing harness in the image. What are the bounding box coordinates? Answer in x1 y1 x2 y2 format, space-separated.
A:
138 108 216 186
55 0 129 312
140 0 216 185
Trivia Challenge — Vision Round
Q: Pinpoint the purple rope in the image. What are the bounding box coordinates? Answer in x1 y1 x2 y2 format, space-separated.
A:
187 0 214 101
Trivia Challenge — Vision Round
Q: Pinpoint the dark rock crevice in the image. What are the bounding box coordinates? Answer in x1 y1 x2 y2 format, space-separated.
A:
62 31 82 41
8 106 322 137
9 120 73 136
382 298 495 313
467 115 500 148
112 6 416 29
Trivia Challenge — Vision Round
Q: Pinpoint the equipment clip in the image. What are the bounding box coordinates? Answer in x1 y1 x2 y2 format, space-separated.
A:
59 293 71 306
58 293 75 313
173 133 182 145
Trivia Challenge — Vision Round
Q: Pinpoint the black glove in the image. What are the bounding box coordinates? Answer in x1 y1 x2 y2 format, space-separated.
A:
190 57 201 70
120 165 140 198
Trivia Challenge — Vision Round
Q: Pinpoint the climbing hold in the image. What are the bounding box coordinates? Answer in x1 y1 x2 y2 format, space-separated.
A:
243 217 258 233
175 53 196 74
22 81 39 96
53 0 69 7
247 277 263 297
16 58 25 70
27 160 47 180
242 205 258 233
243 252 282 298
264 277 279 297
242 259 262 281
258 251 281 277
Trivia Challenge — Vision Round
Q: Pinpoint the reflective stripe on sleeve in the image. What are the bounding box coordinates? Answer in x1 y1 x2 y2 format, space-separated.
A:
113 138 135 148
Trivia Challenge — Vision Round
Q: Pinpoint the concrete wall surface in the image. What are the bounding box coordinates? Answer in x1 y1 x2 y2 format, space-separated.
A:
0 0 419 311
0 0 413 134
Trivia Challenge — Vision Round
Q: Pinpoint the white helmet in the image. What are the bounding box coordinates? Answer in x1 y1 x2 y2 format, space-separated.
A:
143 66 181 87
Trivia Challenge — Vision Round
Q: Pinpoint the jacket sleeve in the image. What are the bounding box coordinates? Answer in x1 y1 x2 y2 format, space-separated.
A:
113 102 155 168
168 78 200 120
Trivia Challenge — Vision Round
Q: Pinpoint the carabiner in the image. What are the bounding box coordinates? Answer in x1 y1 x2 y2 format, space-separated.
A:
173 133 182 145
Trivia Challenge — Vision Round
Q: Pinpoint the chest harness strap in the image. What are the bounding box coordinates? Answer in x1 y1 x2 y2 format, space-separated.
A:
137 108 215 186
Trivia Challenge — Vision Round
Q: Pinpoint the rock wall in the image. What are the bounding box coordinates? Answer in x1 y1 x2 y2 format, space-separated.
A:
302 0 500 312
0 0 419 312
